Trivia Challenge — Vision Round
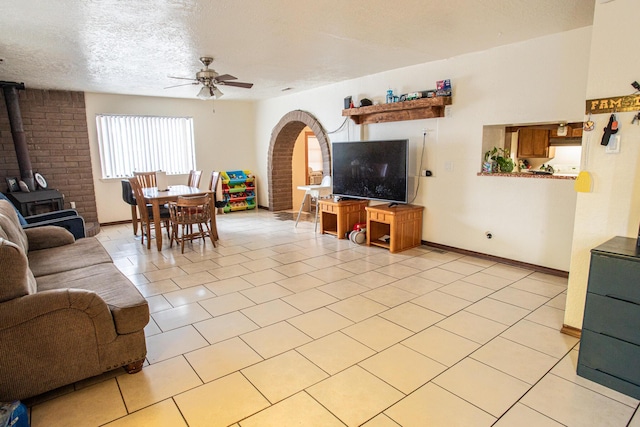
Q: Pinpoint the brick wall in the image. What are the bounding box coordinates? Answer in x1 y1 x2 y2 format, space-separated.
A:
0 88 99 232
268 110 330 211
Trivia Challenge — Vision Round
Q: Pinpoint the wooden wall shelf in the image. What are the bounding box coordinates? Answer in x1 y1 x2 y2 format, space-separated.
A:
342 96 452 124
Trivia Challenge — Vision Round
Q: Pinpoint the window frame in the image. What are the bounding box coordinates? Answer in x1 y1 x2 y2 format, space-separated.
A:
96 114 196 179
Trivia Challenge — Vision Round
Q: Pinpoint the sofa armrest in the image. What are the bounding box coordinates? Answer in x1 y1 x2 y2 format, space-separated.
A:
0 288 120 401
23 215 86 240
24 226 75 251
24 209 80 223
0 288 117 345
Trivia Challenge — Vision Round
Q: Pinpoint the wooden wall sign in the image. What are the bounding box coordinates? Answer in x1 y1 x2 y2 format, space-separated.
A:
586 94 640 114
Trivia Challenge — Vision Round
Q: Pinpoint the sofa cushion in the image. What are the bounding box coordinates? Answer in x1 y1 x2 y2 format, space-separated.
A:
25 226 75 251
36 263 149 334
0 238 36 303
0 201 28 253
0 194 27 225
28 237 112 277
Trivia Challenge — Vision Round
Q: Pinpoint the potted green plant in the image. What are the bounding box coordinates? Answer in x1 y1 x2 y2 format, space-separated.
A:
483 147 514 173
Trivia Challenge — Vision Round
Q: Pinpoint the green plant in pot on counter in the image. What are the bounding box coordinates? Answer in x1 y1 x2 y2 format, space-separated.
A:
483 147 515 173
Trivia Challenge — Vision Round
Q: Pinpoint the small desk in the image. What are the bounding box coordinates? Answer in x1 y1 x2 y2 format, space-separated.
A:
295 184 326 228
366 204 424 253
142 185 215 251
318 199 369 238
297 185 323 192
296 184 322 210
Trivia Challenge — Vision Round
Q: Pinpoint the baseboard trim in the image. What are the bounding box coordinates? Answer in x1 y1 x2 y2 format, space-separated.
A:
421 240 569 278
100 220 131 227
561 324 582 338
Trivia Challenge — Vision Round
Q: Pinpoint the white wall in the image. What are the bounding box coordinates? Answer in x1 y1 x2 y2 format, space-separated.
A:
565 0 640 328
254 27 592 271
85 93 255 223
292 129 308 209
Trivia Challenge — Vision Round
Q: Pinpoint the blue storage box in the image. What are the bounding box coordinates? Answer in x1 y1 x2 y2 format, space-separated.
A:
1 401 29 427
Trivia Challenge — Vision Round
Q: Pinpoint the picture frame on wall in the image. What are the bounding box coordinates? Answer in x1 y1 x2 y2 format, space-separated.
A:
34 172 48 189
5 177 19 192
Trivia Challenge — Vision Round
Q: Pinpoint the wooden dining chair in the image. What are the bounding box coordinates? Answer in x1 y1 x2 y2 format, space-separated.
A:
208 171 221 241
128 177 170 249
168 195 216 253
187 170 202 188
133 171 157 188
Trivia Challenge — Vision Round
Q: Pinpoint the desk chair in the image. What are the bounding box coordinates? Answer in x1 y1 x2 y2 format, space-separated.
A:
133 171 156 188
187 170 202 188
121 179 139 235
295 175 332 232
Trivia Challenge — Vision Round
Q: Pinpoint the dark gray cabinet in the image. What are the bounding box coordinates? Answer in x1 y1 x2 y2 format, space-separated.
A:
577 236 640 399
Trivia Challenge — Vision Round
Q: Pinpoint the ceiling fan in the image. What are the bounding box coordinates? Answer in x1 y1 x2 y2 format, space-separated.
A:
165 57 253 99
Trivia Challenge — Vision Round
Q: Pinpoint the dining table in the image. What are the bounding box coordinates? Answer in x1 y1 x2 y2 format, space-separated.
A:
141 185 216 251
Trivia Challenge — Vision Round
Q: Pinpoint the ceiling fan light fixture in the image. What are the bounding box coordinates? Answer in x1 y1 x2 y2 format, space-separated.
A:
212 86 224 99
197 86 212 100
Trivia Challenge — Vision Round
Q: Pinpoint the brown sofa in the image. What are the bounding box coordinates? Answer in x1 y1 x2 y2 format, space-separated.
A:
0 200 149 401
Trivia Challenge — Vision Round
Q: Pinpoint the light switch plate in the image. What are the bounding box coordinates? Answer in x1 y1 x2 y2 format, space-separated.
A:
606 135 621 153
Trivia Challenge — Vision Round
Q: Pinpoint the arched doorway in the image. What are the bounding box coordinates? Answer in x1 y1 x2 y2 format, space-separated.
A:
267 110 330 211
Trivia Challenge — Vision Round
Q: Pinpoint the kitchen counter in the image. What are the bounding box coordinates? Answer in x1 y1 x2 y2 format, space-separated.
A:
477 172 577 180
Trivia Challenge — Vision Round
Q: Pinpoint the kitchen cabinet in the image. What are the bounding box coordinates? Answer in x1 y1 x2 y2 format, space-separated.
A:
550 125 583 138
517 128 550 158
577 236 640 399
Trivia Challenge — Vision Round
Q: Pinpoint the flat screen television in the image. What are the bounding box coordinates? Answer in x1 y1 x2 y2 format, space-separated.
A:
332 139 409 204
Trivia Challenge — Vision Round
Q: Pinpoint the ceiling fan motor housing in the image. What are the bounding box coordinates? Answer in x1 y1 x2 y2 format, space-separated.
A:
197 57 218 85
197 69 218 85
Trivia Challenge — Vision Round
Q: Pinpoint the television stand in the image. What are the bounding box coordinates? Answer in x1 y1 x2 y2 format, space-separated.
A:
366 204 424 253
318 199 369 239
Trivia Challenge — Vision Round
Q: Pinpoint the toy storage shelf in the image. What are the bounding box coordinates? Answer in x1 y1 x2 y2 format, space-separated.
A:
221 170 257 213
342 96 452 125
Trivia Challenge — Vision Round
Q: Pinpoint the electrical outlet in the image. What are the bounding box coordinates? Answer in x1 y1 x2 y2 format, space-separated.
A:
70 201 76 209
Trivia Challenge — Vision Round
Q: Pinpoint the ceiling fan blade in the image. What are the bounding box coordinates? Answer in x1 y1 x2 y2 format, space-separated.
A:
164 82 199 89
219 81 254 89
168 76 197 81
215 74 237 82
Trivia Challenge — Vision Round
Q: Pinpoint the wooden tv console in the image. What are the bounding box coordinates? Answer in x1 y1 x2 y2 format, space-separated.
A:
317 199 424 253
366 204 424 253
318 199 369 239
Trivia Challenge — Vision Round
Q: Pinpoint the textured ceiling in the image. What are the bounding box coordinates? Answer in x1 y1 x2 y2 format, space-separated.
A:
0 0 595 100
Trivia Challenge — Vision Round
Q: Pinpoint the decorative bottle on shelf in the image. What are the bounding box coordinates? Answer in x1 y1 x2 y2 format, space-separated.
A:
386 89 394 104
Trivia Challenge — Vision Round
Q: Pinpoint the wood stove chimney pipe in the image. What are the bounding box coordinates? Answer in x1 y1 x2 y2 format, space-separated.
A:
0 81 35 191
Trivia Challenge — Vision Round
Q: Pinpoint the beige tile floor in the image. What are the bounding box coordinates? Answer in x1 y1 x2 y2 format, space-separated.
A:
26 209 640 426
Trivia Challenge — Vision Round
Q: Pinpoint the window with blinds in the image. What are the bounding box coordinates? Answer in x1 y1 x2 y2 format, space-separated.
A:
96 114 196 179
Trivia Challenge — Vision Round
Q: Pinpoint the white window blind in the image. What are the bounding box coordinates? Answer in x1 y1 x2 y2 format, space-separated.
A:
96 114 196 179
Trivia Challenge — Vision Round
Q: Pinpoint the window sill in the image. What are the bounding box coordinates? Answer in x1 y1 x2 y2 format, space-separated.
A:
477 172 577 180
